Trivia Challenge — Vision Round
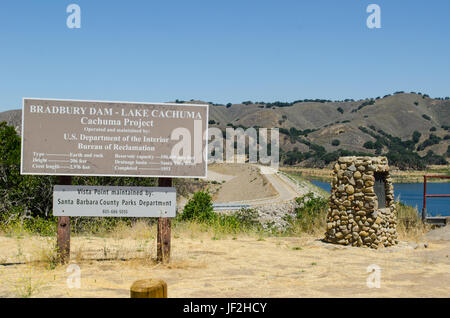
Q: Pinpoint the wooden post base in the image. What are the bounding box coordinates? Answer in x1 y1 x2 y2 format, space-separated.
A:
57 216 70 264
157 178 172 264
57 176 72 264
130 279 167 298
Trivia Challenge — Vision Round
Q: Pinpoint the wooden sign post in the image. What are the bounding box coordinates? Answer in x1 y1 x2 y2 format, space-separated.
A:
157 177 172 264
57 176 72 264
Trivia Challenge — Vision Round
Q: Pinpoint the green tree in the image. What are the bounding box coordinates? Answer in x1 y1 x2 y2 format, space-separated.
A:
412 131 421 143
331 139 340 146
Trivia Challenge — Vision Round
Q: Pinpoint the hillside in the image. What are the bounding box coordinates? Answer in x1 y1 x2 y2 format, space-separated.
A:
208 93 450 168
2 93 450 169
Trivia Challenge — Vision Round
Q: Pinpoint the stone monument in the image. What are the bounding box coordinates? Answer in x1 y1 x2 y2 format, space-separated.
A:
324 156 398 248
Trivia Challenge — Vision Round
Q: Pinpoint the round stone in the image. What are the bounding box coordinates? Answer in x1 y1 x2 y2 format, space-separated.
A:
345 185 355 194
360 231 369 237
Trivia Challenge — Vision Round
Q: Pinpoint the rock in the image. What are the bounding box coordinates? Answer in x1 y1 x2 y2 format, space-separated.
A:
360 231 369 237
345 185 355 194
363 187 374 193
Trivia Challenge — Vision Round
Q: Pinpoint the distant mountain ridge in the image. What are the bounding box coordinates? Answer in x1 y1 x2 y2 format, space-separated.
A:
207 93 450 162
2 93 449 167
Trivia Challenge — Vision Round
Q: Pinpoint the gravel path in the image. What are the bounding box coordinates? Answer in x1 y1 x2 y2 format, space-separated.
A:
426 225 450 242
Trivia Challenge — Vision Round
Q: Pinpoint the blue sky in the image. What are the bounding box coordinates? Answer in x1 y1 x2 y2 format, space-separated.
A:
0 0 449 111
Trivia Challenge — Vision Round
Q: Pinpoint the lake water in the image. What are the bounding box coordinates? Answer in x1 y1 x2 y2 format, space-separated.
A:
310 180 450 217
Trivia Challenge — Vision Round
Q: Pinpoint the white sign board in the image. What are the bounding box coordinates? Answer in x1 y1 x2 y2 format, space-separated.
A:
53 185 176 217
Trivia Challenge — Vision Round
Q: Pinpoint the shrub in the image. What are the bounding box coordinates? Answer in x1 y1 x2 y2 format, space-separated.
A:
0 122 58 221
331 139 340 146
180 190 215 222
412 131 421 143
229 208 260 228
417 134 442 151
363 141 374 149
293 193 328 233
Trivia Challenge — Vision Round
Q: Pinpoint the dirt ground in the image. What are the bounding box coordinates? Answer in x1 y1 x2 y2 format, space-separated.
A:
0 225 449 298
208 164 277 203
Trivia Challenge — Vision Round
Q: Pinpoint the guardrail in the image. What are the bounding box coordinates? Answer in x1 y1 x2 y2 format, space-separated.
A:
213 203 251 211
422 175 450 226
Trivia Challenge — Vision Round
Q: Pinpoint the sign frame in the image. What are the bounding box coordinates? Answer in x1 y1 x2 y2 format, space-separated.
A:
20 97 209 179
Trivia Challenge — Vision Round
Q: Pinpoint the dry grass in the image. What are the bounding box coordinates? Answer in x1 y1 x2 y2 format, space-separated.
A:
396 203 430 242
11 265 48 298
0 206 445 298
0 227 448 298
281 167 333 182
31 238 59 270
